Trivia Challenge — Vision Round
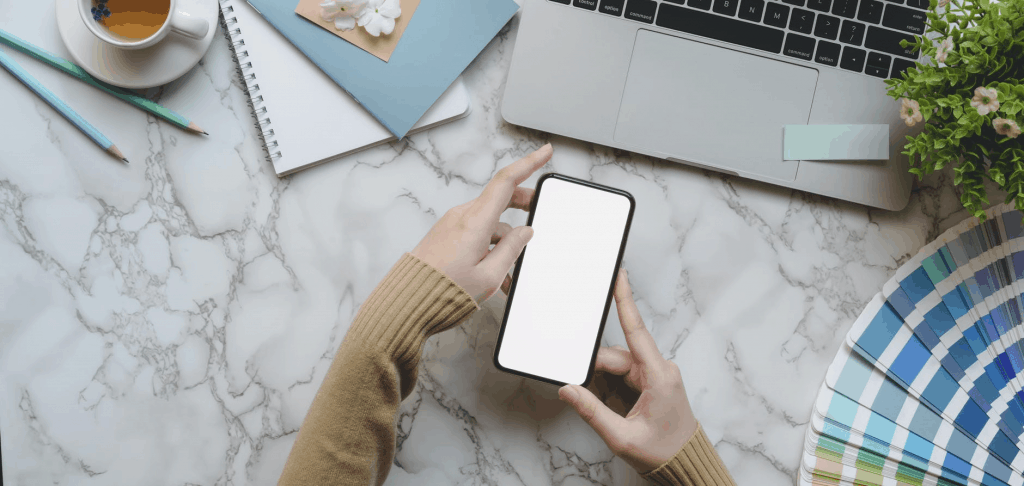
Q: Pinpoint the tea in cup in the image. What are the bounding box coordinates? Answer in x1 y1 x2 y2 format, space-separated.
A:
80 0 209 49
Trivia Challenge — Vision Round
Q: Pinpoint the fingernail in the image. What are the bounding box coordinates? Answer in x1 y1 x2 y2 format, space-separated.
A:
542 143 553 153
560 385 579 403
524 226 534 240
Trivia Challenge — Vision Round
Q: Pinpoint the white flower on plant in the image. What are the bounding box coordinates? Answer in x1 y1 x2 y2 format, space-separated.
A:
357 0 401 37
320 0 368 31
935 37 953 64
993 118 1022 139
970 86 1000 116
900 98 923 126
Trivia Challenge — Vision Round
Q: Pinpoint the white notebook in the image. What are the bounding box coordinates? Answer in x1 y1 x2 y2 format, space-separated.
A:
220 0 471 176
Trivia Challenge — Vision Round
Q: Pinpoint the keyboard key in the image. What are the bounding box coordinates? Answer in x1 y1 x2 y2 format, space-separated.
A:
599 0 626 15
885 0 904 4
865 51 891 77
866 51 891 67
789 8 815 33
808 0 831 11
814 14 840 39
830 0 858 17
739 0 766 21
764 2 790 27
656 3 786 53
882 4 926 33
574 0 599 10
782 0 805 6
839 19 866 44
864 65 888 77
856 0 883 22
831 0 856 18
550 0 571 4
714 0 740 16
815 40 841 65
840 46 866 71
688 0 713 9
625 0 657 22
865 25 917 57
784 33 816 60
906 0 928 8
890 57 916 78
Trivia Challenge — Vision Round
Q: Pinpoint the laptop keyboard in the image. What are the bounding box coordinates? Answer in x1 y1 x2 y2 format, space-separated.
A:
551 0 922 79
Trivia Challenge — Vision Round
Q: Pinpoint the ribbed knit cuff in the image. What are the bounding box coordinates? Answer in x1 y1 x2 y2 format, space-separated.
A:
642 424 736 486
346 253 480 371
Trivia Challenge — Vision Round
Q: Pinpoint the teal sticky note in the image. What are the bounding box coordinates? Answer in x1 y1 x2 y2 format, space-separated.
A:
783 124 889 161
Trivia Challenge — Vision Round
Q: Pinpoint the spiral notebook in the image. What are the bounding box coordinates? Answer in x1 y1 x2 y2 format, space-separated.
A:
219 0 471 176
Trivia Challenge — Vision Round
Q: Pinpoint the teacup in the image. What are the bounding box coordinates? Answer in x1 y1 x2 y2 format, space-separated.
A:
79 0 209 50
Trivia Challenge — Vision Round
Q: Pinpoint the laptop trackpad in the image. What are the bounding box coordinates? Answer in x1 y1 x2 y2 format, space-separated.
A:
613 30 818 182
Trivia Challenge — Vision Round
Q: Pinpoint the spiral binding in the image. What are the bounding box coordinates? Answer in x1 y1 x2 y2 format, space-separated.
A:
219 0 282 163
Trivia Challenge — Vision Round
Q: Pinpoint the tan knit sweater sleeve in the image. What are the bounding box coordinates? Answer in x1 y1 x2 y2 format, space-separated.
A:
278 253 478 486
643 424 738 486
278 252 735 486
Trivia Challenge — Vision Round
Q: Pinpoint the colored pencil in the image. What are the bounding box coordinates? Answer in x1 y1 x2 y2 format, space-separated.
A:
0 29 206 135
0 48 128 163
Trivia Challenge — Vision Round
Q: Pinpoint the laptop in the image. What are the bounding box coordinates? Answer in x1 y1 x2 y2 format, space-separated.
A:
501 0 925 210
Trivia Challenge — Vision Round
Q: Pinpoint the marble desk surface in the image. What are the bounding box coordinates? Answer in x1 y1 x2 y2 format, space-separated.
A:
0 0 987 484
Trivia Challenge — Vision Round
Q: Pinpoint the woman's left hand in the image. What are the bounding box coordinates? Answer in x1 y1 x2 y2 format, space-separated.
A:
411 144 553 303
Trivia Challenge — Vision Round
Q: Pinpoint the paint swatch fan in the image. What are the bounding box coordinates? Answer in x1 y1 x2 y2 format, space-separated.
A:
803 204 1024 486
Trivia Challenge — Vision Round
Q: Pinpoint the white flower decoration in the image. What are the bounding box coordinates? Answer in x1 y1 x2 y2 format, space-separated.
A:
935 37 953 64
993 118 1021 139
320 0 368 31
971 86 1000 116
900 98 923 127
357 0 401 37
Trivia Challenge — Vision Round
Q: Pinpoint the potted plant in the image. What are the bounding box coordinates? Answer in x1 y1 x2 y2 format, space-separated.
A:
885 0 1023 219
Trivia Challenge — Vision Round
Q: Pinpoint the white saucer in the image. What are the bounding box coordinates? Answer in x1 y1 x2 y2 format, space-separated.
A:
55 0 219 89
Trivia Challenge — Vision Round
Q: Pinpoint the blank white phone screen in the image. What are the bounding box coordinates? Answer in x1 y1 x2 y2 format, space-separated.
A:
497 177 632 385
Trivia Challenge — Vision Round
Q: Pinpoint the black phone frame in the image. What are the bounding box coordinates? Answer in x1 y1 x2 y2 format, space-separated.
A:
492 172 636 388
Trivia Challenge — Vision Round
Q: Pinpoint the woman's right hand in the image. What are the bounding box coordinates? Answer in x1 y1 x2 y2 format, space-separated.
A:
558 268 699 474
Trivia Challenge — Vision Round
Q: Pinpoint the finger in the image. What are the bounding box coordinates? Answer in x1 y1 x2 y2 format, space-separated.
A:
559 385 629 449
596 347 642 391
479 226 534 286
594 347 633 375
490 222 513 245
476 144 553 220
500 272 513 295
614 268 663 365
506 187 535 211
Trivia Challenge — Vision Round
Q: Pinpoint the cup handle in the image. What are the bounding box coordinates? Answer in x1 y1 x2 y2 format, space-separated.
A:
169 10 209 39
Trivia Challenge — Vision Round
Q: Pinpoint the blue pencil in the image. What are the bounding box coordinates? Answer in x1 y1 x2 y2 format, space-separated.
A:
0 48 128 163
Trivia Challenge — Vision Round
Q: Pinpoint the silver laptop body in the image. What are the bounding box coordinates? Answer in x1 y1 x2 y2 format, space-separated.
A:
502 0 925 210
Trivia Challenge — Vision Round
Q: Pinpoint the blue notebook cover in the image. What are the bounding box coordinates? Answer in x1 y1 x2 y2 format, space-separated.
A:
245 0 519 139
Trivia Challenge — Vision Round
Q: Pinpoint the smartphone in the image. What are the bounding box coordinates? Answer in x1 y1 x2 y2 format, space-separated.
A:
493 173 635 387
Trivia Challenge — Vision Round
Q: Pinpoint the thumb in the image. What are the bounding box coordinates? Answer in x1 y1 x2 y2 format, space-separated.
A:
559 385 628 448
480 225 534 283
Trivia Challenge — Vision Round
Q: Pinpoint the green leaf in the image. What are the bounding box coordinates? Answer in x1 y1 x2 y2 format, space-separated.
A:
892 0 1024 218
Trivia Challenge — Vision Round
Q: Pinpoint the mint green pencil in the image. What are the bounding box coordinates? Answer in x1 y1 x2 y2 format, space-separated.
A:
0 29 206 135
0 48 128 163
